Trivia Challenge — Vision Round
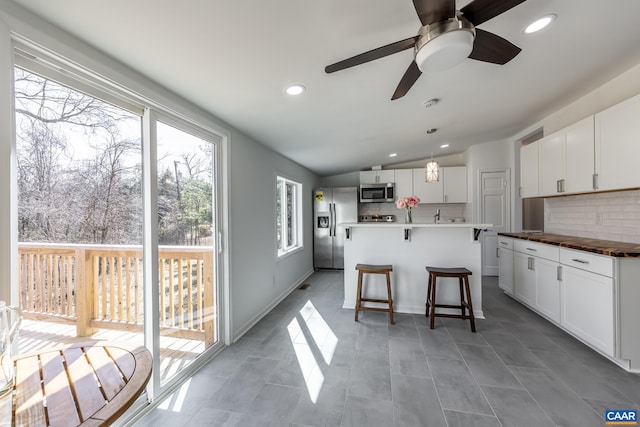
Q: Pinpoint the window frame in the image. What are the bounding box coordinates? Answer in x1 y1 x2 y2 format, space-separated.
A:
276 174 303 258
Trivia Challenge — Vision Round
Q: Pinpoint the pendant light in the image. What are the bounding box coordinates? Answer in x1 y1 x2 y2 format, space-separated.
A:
424 128 439 182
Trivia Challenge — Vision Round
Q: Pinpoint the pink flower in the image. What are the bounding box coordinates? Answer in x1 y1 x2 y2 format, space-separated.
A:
396 196 419 209
407 196 420 208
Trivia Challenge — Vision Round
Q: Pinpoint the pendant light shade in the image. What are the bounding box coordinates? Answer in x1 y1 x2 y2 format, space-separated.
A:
425 157 439 182
424 128 440 182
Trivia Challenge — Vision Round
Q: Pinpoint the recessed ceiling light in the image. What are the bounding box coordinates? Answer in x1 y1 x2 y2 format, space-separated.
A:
440 144 449 149
389 153 398 157
285 84 306 96
524 14 556 34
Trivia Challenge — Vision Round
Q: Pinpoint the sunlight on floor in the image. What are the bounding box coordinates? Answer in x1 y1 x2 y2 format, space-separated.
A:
157 378 192 413
287 300 339 403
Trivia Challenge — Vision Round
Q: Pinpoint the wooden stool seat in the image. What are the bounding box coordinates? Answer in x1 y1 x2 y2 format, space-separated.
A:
425 266 476 332
355 263 394 324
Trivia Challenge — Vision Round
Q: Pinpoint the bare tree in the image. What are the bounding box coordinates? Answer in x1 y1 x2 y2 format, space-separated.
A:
15 67 142 244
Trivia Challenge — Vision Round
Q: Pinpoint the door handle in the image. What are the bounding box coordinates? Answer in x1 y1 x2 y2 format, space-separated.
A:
571 258 589 264
496 248 500 258
557 265 562 281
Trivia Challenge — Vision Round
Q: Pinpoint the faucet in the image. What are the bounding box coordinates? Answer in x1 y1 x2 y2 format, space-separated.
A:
433 208 440 224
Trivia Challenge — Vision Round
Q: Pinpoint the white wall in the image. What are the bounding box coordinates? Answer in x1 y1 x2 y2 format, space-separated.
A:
229 130 317 338
541 63 640 135
317 171 359 188
0 3 319 342
466 140 514 224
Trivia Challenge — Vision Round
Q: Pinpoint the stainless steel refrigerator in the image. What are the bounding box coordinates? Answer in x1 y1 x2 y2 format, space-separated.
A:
313 187 358 269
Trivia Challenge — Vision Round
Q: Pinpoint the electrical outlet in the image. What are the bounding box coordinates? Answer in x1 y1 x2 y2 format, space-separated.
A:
596 213 603 225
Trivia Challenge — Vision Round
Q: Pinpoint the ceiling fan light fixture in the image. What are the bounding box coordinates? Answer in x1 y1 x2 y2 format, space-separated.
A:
415 18 475 73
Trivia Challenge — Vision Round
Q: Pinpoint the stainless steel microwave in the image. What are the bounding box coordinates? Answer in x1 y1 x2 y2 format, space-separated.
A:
359 183 395 203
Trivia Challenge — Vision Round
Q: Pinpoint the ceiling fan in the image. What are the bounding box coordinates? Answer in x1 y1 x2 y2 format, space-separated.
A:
325 0 527 100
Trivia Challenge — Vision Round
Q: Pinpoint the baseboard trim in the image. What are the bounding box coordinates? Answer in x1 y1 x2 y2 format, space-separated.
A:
233 268 314 341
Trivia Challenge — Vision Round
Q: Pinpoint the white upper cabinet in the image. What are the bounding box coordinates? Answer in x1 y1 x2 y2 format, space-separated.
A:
443 166 467 203
412 166 467 203
359 169 395 184
394 169 413 199
539 116 595 196
520 141 539 198
413 168 443 203
565 117 596 193
539 132 565 196
595 93 640 191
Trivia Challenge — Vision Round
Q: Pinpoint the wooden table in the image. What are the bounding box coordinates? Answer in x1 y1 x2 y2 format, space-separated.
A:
9 341 152 427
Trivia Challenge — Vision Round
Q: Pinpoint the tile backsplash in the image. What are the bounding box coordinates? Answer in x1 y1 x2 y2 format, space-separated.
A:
360 203 471 224
545 190 640 243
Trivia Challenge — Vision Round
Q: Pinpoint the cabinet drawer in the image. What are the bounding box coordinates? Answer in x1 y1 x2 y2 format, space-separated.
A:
514 240 559 262
560 248 614 277
498 236 513 250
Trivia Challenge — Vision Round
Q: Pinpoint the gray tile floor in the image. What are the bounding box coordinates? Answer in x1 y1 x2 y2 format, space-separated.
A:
136 271 640 427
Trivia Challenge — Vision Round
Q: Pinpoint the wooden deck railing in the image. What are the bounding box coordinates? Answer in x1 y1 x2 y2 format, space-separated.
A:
17 243 214 345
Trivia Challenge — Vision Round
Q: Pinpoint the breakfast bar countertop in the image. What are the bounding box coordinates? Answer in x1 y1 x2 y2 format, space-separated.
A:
498 232 640 258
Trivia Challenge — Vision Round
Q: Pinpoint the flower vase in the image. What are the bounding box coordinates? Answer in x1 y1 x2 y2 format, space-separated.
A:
405 209 413 224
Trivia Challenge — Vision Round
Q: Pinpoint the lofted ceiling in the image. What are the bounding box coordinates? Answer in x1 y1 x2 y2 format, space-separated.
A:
11 0 640 176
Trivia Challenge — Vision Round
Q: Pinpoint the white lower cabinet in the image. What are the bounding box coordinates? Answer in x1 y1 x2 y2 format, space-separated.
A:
499 235 640 369
559 249 615 357
535 257 561 323
497 237 514 294
514 251 536 307
512 240 560 323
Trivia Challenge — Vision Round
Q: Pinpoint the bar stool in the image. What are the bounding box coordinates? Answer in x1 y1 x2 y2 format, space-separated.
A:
425 266 476 332
354 264 394 324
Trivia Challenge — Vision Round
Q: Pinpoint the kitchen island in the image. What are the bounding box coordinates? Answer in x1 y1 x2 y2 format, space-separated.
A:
342 222 491 318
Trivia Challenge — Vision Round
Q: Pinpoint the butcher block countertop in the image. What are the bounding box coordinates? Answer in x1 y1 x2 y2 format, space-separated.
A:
498 232 640 258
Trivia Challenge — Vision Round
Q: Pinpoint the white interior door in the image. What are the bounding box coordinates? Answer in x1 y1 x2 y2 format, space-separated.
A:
481 170 510 276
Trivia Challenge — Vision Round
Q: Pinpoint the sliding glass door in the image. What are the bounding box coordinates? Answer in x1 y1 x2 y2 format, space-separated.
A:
14 61 223 400
156 120 218 384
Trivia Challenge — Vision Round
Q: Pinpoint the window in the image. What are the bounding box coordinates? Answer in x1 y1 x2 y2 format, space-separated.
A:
276 175 302 256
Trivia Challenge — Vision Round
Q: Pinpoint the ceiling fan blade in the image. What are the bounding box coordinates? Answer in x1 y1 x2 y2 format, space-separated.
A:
469 29 521 65
325 37 417 74
391 61 422 100
461 0 527 26
412 0 455 26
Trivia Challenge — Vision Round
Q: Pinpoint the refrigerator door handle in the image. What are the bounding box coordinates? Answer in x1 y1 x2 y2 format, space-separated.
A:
331 203 337 237
329 203 334 237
